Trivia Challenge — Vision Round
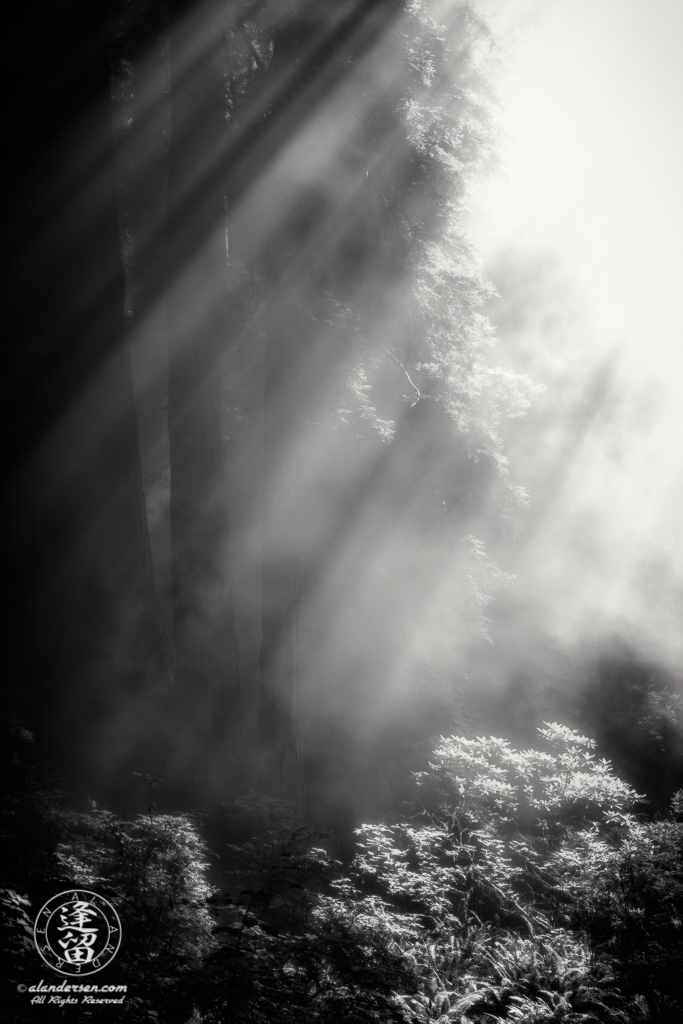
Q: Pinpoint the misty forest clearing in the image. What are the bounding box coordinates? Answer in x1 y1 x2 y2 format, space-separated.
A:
4 1 683 1021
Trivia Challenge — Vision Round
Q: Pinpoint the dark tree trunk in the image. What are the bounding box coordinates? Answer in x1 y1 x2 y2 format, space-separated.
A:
253 2 399 813
258 305 306 814
111 0 176 659
6 0 171 807
254 14 339 814
166 0 241 796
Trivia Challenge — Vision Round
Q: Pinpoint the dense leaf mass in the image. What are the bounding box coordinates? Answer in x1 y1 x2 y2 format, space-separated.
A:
5 726 682 1022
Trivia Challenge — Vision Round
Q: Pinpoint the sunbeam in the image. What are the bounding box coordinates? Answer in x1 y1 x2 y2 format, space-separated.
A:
6 1 683 1016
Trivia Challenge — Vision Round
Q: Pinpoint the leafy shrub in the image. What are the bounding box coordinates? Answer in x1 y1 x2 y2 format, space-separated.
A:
54 805 216 1020
313 724 679 1022
203 800 415 1023
5 726 681 1022
188 726 682 1022
577 802 683 1023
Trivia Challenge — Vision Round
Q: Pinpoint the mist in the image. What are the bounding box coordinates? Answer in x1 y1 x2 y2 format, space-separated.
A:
461 0 683 718
6 0 683 824
6 6 683 1018
109 0 534 812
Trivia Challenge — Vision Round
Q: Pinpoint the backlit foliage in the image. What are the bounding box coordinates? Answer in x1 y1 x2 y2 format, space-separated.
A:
203 725 681 1021
5 725 681 1021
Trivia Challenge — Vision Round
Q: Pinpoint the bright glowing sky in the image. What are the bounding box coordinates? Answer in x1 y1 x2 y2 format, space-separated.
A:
467 0 683 668
474 0 683 367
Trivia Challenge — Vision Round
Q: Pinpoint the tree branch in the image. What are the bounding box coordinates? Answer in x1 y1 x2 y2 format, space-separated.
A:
113 127 168 146
367 334 421 405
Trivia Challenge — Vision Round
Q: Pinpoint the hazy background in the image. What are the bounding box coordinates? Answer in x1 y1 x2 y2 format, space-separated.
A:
467 0 683 688
8 0 682 815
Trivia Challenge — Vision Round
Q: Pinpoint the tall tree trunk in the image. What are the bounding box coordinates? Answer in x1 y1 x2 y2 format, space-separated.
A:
253 2 398 813
166 0 241 797
111 0 175 659
258 305 305 814
6 0 172 807
255 17 330 815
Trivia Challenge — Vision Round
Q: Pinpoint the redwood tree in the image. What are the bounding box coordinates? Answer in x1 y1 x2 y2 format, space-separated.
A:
165 0 241 796
6 0 171 806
